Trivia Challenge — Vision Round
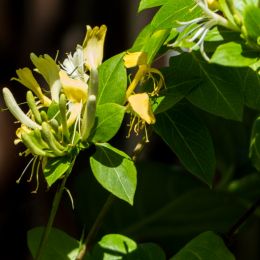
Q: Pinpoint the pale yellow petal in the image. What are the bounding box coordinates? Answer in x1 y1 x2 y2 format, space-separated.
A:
83 25 107 70
128 93 156 124
67 103 82 127
59 70 88 103
124 52 147 68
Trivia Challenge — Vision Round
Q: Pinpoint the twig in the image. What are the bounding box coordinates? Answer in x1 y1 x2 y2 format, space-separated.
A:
225 198 260 243
35 158 76 260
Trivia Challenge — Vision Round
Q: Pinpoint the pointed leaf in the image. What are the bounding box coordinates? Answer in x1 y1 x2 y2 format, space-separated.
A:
87 234 165 260
154 105 215 186
91 103 125 143
171 231 235 260
211 42 258 67
138 0 168 12
170 53 244 120
43 157 71 187
90 143 137 204
98 53 127 105
151 0 202 30
27 227 80 260
130 24 170 64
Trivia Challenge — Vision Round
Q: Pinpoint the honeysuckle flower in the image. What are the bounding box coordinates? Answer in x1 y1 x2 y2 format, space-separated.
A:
124 51 164 141
128 93 156 125
61 45 88 82
2 24 106 189
83 25 107 70
127 93 155 142
170 0 240 61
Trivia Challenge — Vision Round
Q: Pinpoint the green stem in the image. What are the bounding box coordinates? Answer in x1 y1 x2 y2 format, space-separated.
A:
76 195 115 260
76 134 150 260
35 158 75 260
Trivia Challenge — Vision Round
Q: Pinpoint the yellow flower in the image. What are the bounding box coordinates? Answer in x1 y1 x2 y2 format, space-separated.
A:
127 93 155 142
83 25 107 70
59 70 88 103
128 93 155 125
124 51 164 98
124 52 148 68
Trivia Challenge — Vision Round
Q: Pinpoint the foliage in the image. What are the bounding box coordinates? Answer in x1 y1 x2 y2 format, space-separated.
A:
1 0 260 259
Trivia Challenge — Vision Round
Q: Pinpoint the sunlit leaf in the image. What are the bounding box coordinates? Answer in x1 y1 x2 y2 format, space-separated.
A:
90 143 137 205
27 227 80 260
98 53 127 105
171 231 235 260
91 103 125 143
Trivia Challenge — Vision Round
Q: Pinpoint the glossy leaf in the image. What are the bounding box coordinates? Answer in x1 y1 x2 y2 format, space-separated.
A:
153 65 200 113
170 53 244 121
43 157 71 187
90 143 137 205
211 42 258 67
27 227 80 260
98 53 127 105
171 231 235 260
154 105 215 186
151 0 202 30
130 23 170 65
87 234 165 260
138 0 168 12
236 67 260 110
91 103 125 143
74 162 245 244
244 5 260 41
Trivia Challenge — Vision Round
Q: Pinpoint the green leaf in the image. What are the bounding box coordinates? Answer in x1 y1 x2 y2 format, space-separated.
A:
211 42 258 67
43 157 71 187
244 5 260 41
130 24 170 64
171 231 235 260
228 173 260 201
74 162 245 243
236 67 260 110
27 227 80 260
138 0 168 12
90 143 137 205
87 234 137 259
98 53 127 105
153 65 200 113
143 28 170 64
91 103 125 143
151 0 202 30
87 234 165 260
249 116 260 171
154 105 215 186
172 53 244 121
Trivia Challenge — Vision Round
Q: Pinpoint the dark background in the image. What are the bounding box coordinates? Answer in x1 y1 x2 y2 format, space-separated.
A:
0 1 260 260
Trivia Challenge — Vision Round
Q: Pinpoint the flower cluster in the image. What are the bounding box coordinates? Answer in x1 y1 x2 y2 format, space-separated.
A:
123 51 164 141
3 25 107 183
170 0 240 60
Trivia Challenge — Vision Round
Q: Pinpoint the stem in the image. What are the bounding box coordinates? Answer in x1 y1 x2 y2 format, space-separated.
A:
225 198 260 243
35 158 75 260
76 134 150 260
76 195 115 259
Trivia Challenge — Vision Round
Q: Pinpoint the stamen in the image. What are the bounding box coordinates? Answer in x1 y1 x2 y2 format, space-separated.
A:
16 157 35 184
